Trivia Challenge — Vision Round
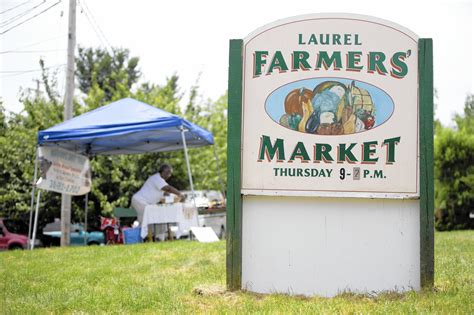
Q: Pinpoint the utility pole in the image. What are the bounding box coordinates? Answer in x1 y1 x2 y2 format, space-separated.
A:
61 0 76 247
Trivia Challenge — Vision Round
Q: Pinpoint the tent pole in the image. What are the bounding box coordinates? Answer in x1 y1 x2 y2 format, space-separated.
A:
213 144 226 201
28 147 39 250
180 127 198 225
31 190 41 250
84 149 92 245
84 193 88 245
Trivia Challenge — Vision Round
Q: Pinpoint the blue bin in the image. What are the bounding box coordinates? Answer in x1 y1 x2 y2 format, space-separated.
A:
123 227 142 244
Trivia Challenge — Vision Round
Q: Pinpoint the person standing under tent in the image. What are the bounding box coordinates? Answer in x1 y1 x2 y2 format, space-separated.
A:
131 163 184 225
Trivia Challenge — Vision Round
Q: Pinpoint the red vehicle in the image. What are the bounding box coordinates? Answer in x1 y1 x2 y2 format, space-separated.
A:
0 218 29 250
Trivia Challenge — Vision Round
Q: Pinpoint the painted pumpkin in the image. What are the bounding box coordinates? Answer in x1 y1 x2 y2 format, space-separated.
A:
284 88 313 116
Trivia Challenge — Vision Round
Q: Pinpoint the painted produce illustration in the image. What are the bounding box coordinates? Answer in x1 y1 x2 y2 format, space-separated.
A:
279 81 376 135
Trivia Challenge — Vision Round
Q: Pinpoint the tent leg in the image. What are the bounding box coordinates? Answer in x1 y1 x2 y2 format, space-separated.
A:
31 190 41 250
84 193 89 245
213 144 226 200
180 128 199 227
28 148 39 250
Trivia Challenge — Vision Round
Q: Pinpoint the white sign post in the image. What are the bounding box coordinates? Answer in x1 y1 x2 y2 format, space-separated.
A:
226 14 434 296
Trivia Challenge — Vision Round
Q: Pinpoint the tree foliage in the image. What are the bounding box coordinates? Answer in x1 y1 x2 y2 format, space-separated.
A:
75 46 140 102
454 94 474 134
0 96 66 227
435 95 474 230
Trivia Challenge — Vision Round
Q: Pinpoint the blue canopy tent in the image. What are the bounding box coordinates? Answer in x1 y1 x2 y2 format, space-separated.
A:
38 97 214 155
29 98 218 248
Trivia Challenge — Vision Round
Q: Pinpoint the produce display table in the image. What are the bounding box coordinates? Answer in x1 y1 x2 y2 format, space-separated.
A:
140 202 198 239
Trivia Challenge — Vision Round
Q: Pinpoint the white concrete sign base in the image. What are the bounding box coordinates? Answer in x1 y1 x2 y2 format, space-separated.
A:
242 196 420 297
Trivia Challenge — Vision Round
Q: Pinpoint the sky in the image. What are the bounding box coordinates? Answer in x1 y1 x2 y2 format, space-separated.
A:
0 0 472 126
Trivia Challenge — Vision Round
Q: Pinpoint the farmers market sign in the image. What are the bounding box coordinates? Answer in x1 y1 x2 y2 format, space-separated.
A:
240 14 419 198
227 13 434 295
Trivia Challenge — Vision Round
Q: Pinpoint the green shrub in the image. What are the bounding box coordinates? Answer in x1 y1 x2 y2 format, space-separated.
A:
434 125 474 230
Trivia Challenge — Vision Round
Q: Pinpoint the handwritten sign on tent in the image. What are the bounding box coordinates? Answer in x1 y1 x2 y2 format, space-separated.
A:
37 147 91 196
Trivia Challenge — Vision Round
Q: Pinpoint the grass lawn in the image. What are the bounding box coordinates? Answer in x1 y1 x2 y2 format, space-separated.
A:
1 231 473 314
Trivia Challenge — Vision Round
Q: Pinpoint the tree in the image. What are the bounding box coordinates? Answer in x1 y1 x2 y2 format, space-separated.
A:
75 47 140 103
435 94 474 230
184 92 227 193
0 95 66 227
454 94 474 134
0 58 92 228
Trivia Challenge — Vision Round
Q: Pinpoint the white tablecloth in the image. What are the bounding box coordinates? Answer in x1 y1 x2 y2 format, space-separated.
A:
140 203 198 238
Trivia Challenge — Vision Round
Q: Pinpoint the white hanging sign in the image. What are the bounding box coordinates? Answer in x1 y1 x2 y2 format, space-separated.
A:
37 146 91 196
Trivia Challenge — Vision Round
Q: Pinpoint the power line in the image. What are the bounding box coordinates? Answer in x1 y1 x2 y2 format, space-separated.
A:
0 0 47 28
0 63 65 78
0 48 66 54
78 0 112 53
79 1 113 52
77 0 103 47
0 34 66 53
0 66 65 80
0 0 62 35
82 0 111 48
0 63 64 73
0 0 32 15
